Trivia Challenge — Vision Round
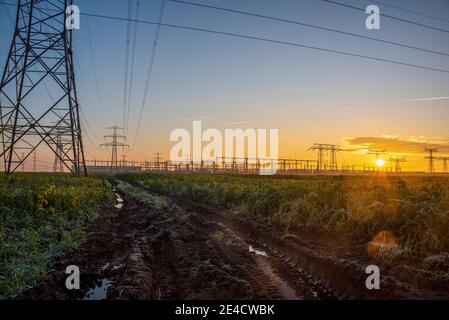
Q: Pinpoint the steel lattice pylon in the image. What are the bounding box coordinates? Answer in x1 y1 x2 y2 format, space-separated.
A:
0 0 86 175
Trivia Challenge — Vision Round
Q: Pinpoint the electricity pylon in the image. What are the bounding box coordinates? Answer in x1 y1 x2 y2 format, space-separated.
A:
53 129 66 173
0 0 86 175
368 149 388 160
310 144 346 172
101 126 129 172
438 156 449 173
389 157 407 173
425 148 438 174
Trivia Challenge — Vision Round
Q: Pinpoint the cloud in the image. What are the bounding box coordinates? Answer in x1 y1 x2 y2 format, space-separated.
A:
223 121 253 126
343 136 447 154
172 115 222 123
402 96 449 102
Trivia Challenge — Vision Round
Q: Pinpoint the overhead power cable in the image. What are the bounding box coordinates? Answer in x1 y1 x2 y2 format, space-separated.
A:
321 0 449 34
122 0 134 132
72 12 449 74
169 0 449 58
131 0 167 150
84 0 106 127
357 0 449 24
126 0 140 136
1 0 448 74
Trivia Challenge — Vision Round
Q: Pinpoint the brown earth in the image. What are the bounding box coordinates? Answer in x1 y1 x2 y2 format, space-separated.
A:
18 182 449 300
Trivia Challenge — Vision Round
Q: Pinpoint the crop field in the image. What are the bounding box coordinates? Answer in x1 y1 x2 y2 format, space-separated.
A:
2 173 449 300
124 173 449 258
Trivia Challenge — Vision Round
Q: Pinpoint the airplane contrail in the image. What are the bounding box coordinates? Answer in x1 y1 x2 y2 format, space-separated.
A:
403 96 449 102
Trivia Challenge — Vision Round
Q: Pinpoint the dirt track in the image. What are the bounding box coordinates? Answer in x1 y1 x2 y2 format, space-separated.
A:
19 182 449 300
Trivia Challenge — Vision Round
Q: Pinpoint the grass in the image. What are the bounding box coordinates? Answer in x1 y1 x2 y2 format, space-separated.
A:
0 173 112 299
115 179 169 209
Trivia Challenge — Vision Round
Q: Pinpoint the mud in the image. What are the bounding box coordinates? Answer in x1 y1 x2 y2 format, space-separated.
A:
19 182 449 300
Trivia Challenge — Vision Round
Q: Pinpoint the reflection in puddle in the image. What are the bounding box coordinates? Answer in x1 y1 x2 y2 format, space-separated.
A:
82 278 112 300
249 245 268 257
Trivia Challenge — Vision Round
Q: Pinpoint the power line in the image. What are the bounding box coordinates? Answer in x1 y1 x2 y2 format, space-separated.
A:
122 0 134 133
358 0 449 24
170 0 449 58
125 0 140 136
84 0 105 128
321 0 449 34
68 12 449 74
131 0 167 150
1 1 448 74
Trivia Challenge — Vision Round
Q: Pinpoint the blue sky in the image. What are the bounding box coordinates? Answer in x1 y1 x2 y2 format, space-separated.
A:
1 0 449 169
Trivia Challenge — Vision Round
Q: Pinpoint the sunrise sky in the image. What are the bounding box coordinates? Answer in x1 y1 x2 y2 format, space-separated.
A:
1 0 449 171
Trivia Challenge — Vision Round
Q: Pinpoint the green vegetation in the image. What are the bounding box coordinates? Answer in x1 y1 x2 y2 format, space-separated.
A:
115 180 168 209
0 173 112 299
120 173 449 261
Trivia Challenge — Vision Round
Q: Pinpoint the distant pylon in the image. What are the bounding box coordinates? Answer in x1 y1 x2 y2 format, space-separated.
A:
33 151 37 172
425 148 438 174
101 126 129 172
310 144 345 172
154 152 162 170
53 129 65 173
0 0 86 175
389 157 407 173
368 149 388 160
21 152 25 172
438 156 449 173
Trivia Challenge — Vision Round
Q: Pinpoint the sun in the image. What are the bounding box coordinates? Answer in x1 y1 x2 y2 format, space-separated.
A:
375 159 385 167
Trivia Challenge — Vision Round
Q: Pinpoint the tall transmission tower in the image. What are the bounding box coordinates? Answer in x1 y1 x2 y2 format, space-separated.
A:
0 0 86 175
425 148 438 174
438 156 449 173
389 157 407 173
101 126 129 172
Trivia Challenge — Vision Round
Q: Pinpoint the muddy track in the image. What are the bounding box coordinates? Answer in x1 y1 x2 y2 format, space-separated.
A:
18 182 449 300
19 184 326 300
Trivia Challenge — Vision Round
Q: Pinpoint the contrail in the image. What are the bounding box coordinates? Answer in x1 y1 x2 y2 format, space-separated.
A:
403 96 449 102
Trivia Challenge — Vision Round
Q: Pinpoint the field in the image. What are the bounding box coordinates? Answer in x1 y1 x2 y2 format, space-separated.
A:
2 173 449 299
124 173 449 259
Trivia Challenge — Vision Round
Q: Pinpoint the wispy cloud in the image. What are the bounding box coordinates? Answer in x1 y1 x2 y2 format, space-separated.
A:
223 121 253 126
343 135 448 154
172 115 222 123
402 96 449 102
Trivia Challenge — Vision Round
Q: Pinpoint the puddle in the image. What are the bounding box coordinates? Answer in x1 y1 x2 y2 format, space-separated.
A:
115 193 124 209
82 278 112 300
249 245 268 257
